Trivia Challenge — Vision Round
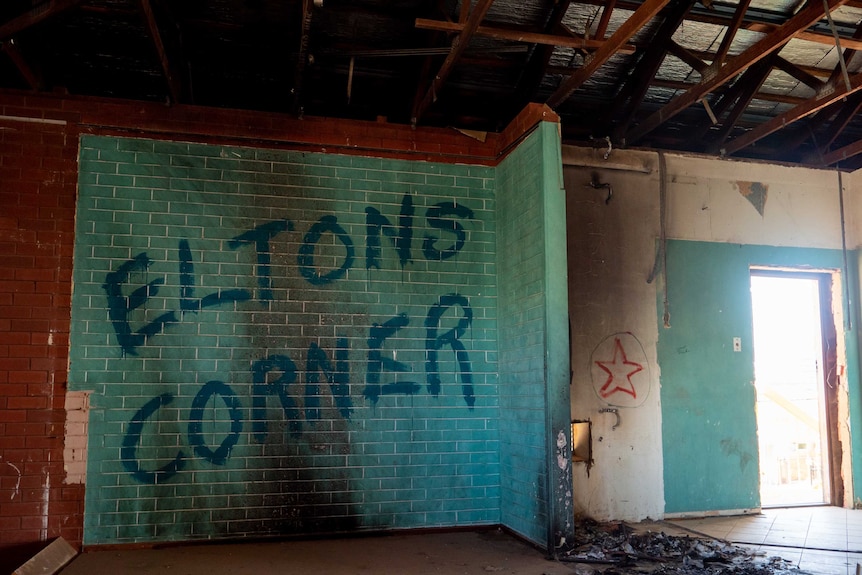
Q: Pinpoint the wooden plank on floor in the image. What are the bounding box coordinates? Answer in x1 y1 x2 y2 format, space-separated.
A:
13 537 77 575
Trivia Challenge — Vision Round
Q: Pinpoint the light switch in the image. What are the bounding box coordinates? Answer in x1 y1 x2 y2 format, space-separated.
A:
733 337 741 352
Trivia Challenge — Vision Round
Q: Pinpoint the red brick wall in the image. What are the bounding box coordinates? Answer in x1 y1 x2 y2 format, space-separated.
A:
0 105 82 567
0 89 554 559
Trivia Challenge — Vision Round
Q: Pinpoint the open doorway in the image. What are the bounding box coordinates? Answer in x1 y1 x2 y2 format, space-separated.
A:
750 270 839 508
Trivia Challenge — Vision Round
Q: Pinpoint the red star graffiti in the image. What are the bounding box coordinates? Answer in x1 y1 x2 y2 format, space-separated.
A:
595 336 644 399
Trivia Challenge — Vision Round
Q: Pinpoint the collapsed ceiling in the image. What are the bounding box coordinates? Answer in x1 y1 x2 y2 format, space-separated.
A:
3 0 862 169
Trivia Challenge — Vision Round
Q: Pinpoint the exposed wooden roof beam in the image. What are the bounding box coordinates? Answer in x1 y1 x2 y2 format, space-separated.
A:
748 17 862 154
1 40 42 90
625 0 852 145
682 46 834 79
0 0 85 40
816 90 862 151
745 22 862 51
680 55 774 148
705 57 775 153
711 0 752 68
139 0 183 104
459 0 470 22
293 0 314 115
412 0 495 123
577 0 862 52
609 0 696 139
510 0 573 115
825 21 862 85
667 41 708 73
414 18 637 54
547 0 671 108
722 70 862 155
544 68 809 105
647 77 807 105
773 56 826 89
819 134 862 165
593 0 618 39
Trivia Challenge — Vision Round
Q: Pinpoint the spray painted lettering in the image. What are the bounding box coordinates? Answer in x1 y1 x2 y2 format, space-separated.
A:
120 295 474 484
105 197 474 356
110 194 478 483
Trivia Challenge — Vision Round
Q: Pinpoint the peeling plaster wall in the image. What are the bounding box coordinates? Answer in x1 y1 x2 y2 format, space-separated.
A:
565 146 862 520
565 156 663 522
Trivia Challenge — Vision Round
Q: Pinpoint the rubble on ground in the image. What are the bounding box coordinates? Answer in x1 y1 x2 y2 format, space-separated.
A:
558 520 811 575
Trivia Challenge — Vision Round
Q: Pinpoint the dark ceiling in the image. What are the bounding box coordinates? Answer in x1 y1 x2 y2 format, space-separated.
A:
3 0 862 168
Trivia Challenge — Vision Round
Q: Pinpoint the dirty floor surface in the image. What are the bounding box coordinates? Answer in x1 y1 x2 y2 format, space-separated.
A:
59 529 575 575
63 509 861 575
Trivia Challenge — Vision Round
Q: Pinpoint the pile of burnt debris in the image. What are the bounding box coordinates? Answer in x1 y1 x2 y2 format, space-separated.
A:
558 520 811 575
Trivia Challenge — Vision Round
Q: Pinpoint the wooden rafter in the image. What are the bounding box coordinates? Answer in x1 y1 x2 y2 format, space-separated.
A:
711 0 752 68
722 70 862 156
745 23 862 51
0 0 84 40
139 0 183 104
824 21 862 86
545 70 808 106
608 0 695 139
819 134 862 165
577 0 862 51
666 41 708 73
593 0 618 39
510 0 573 115
705 57 775 153
412 0 495 123
681 46 833 79
459 0 470 22
414 18 637 54
817 91 862 152
648 77 806 105
773 56 825 89
547 0 671 108
625 0 852 145
293 0 314 115
1 40 42 90
0 0 86 40
780 21 862 157
682 56 774 148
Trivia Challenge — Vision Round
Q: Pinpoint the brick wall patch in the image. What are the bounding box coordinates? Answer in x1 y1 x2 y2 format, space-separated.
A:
63 391 89 485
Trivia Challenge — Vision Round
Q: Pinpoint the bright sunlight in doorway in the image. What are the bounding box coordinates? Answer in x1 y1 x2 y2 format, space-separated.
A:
751 272 834 507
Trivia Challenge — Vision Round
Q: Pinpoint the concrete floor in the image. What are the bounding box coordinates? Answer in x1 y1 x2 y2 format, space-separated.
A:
59 507 862 575
59 529 575 575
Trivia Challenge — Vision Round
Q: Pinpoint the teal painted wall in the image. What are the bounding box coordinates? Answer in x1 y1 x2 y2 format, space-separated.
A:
70 136 501 544
660 239 861 514
497 123 573 547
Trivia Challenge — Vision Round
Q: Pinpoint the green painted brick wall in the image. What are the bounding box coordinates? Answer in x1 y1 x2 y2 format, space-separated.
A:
70 136 501 544
659 240 862 514
496 123 572 548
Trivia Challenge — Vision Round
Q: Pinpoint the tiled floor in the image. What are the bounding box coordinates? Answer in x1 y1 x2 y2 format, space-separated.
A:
667 506 862 575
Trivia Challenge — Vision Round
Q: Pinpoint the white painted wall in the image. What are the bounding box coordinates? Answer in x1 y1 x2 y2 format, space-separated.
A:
565 149 664 522
564 145 860 521
663 154 850 249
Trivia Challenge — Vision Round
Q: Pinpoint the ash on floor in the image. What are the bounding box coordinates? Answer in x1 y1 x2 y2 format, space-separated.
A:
559 520 812 575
